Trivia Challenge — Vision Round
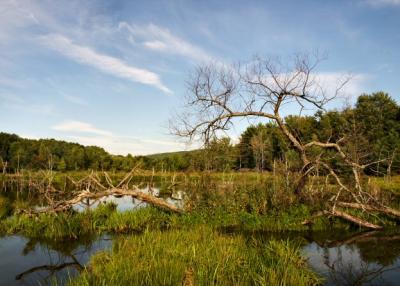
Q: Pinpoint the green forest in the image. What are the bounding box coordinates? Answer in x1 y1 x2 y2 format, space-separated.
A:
1 92 399 175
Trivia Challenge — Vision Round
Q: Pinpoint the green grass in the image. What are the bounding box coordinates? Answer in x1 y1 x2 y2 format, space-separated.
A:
69 225 321 286
0 203 327 239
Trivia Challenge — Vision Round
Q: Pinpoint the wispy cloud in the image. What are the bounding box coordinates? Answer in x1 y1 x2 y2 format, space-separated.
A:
0 93 25 104
0 0 39 41
365 0 400 6
63 95 87 106
0 93 55 115
39 34 171 93
119 22 213 63
52 120 113 136
52 120 187 155
0 75 24 88
64 134 187 155
314 72 367 97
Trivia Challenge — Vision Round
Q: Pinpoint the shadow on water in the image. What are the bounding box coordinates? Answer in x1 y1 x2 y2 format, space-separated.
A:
0 234 113 286
218 226 400 286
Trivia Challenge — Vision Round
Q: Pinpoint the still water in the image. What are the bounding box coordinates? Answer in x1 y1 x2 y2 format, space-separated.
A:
1 187 400 285
1 229 400 285
303 231 400 285
0 234 112 286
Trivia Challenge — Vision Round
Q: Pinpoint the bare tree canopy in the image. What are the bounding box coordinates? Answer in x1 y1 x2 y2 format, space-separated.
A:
170 52 350 146
170 53 354 194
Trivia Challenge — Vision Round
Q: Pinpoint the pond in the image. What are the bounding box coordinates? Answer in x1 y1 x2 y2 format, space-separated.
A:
1 229 400 285
303 230 400 285
0 234 112 286
1 185 400 285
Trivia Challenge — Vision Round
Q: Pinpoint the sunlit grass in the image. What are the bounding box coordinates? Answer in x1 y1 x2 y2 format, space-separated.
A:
69 225 321 286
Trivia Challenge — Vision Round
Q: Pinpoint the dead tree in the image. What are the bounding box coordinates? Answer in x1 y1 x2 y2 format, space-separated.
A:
170 53 396 229
170 53 349 193
23 169 182 215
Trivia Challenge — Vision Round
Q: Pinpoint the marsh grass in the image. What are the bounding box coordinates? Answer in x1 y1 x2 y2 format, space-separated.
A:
0 203 328 240
2 172 400 239
0 195 11 219
69 226 321 286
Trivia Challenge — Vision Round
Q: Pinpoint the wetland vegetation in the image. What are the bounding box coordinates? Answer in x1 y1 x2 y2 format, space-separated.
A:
1 62 400 285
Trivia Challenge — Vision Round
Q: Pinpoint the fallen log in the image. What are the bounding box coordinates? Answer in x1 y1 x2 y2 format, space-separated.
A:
30 187 183 215
330 209 383 229
302 209 383 230
336 201 400 218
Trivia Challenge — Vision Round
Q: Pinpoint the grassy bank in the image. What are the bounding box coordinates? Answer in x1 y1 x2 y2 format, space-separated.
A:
69 225 320 286
2 172 400 239
0 203 324 239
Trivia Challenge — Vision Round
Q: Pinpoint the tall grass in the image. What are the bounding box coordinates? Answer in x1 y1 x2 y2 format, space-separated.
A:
69 225 321 286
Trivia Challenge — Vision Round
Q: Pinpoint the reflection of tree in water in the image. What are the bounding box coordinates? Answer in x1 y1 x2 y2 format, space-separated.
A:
15 234 107 284
355 233 400 266
323 249 399 286
317 231 400 286
15 256 83 281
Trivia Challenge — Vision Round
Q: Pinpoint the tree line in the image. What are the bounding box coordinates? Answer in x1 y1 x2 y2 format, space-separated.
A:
0 92 399 175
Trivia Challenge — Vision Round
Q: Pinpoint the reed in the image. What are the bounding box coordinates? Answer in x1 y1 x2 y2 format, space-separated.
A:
69 225 321 286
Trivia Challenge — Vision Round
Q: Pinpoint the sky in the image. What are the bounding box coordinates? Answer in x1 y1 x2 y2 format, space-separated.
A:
0 0 399 155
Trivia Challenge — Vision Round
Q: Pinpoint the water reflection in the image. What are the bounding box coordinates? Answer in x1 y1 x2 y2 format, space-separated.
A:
71 187 184 212
0 184 184 216
217 226 400 285
303 231 400 286
0 234 112 286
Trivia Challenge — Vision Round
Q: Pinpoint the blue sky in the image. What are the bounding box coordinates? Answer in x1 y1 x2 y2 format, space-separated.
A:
0 0 399 155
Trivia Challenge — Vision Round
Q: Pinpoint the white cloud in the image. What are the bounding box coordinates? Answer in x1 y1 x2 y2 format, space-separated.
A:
51 120 188 155
65 135 187 155
119 22 213 63
52 120 113 136
314 72 367 98
39 34 172 94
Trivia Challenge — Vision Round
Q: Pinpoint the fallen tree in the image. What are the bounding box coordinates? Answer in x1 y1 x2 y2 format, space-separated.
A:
301 210 383 230
22 169 183 216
